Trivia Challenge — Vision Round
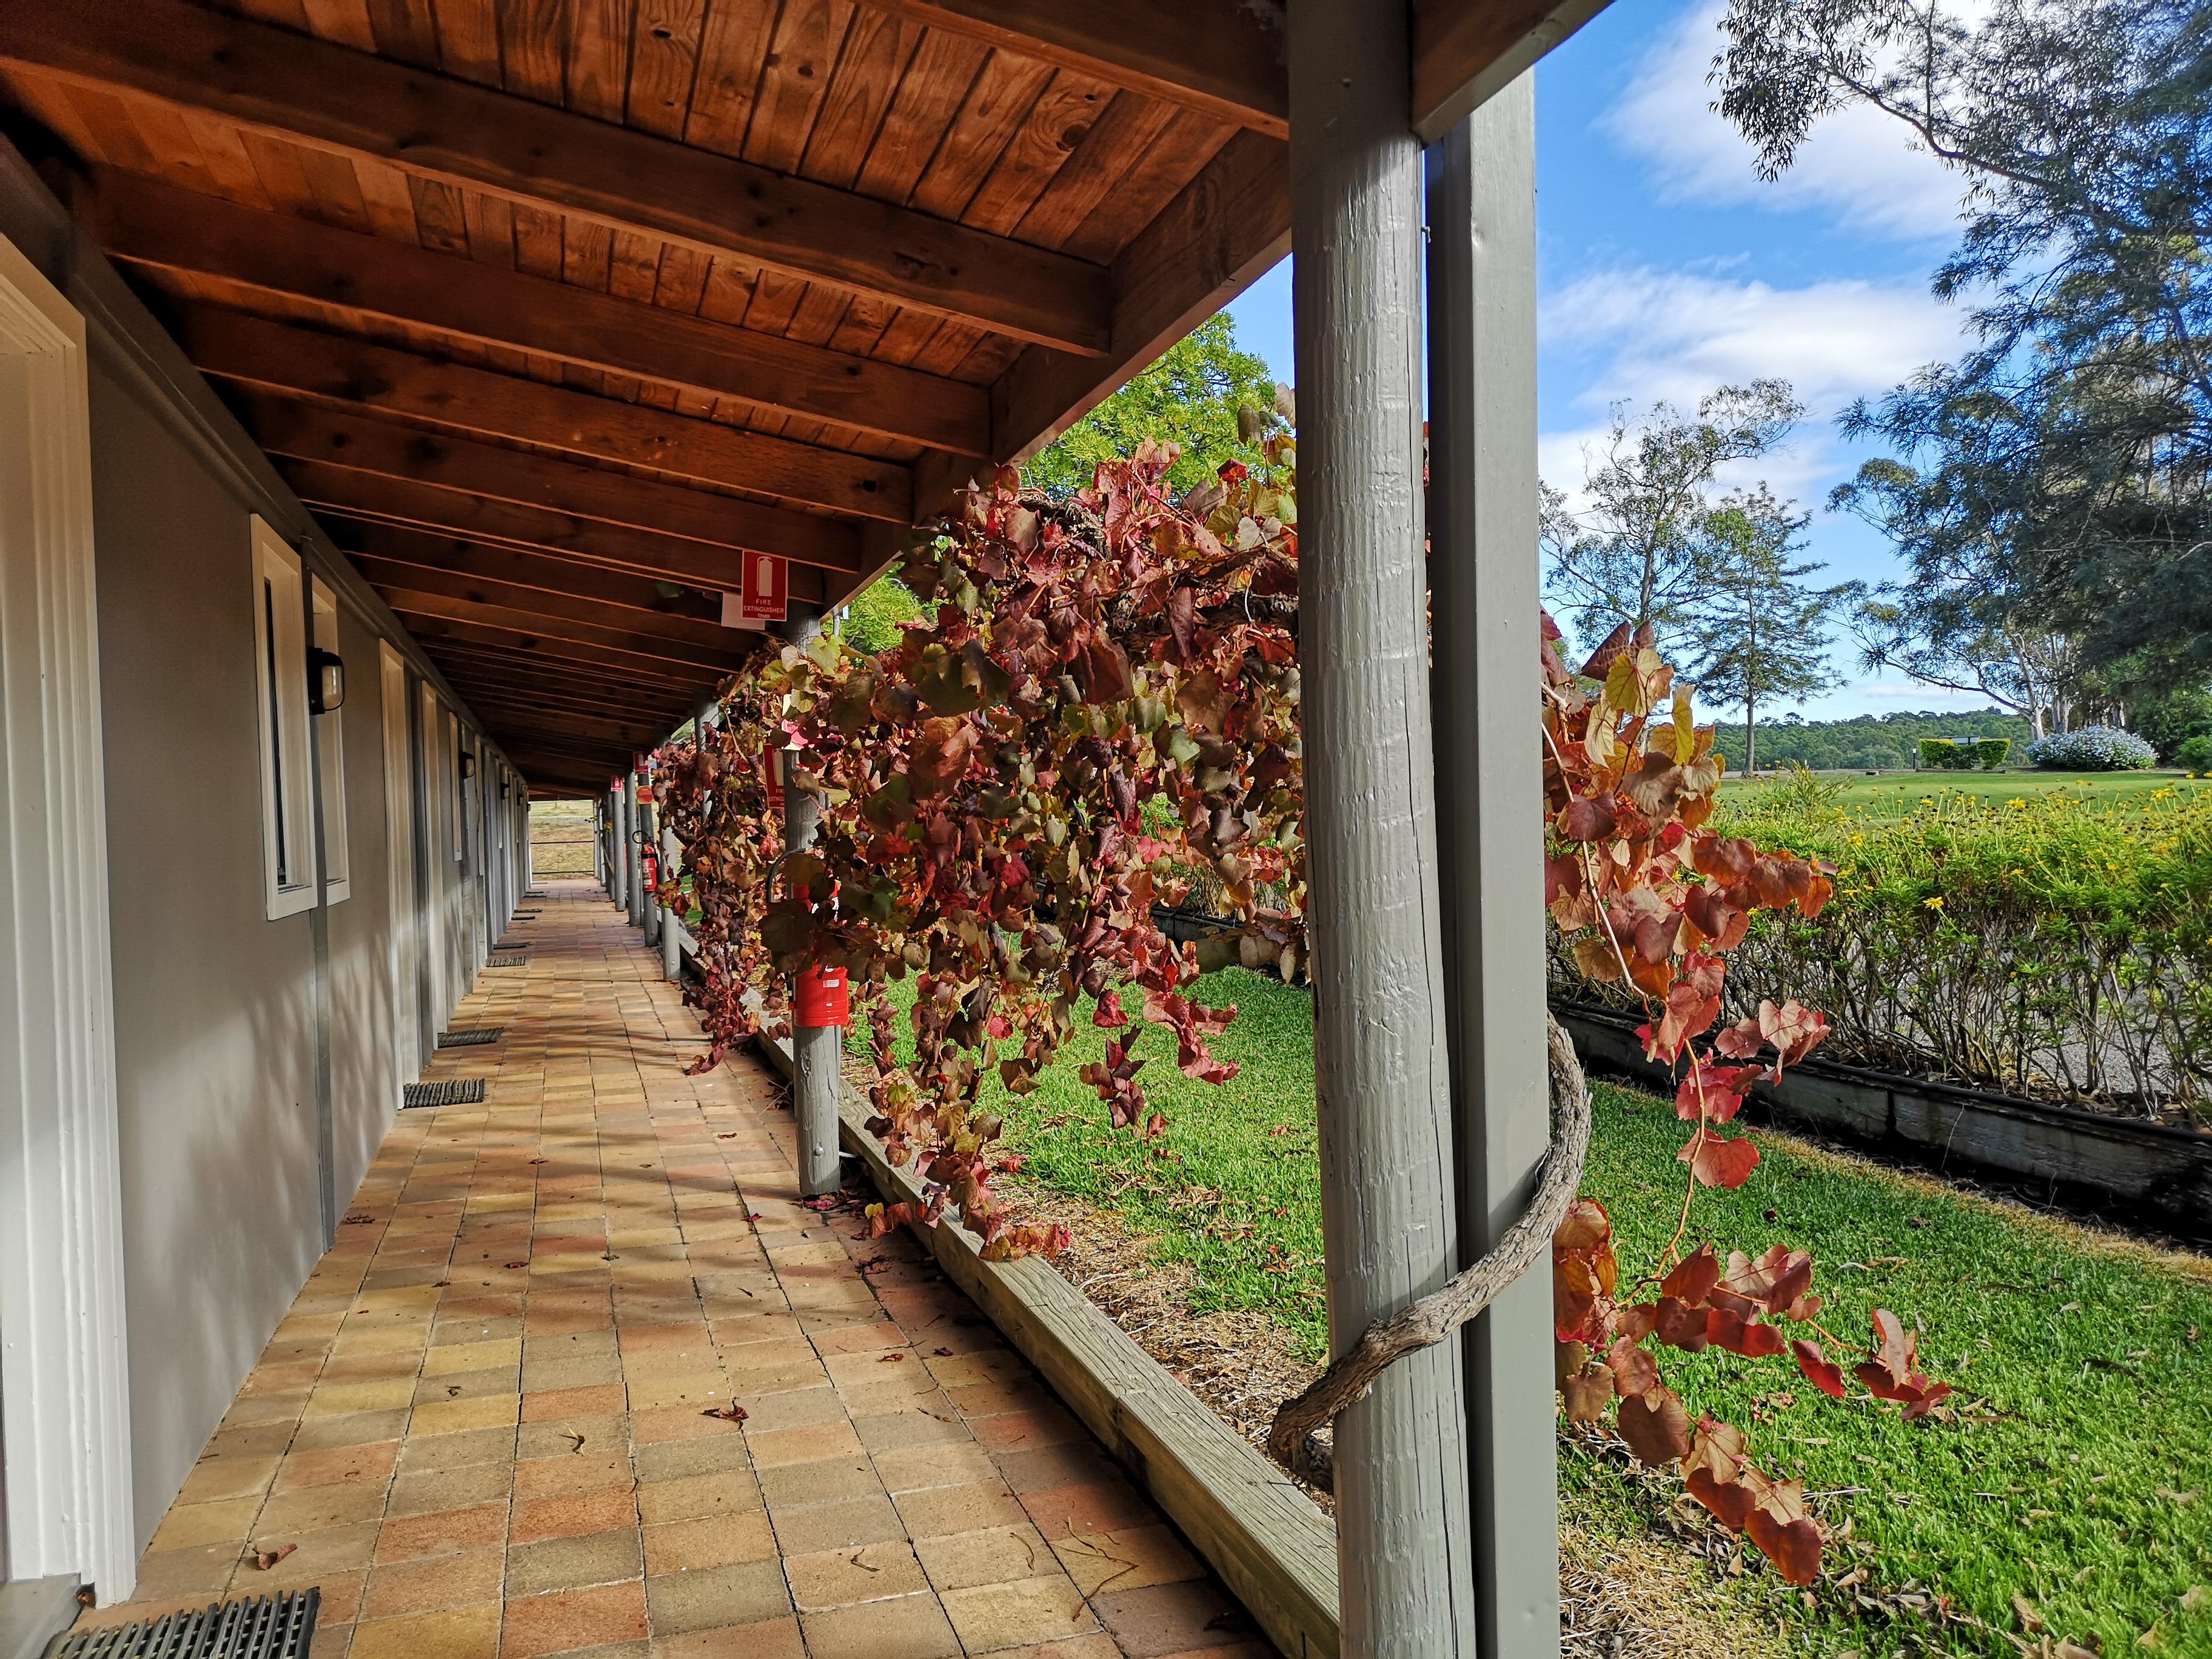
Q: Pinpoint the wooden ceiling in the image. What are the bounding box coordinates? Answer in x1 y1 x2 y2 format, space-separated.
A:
0 0 1597 794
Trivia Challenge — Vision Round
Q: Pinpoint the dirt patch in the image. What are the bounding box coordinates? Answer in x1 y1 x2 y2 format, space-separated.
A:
1003 1178 1784 1659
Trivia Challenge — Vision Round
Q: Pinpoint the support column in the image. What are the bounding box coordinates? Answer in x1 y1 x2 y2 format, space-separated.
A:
622 772 640 924
609 783 626 909
1288 2 1476 1652
641 784 661 948
1427 76 1560 1659
781 600 840 1198
661 823 682 982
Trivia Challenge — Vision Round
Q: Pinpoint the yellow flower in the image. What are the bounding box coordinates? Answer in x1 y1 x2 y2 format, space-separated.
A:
2006 797 2028 809
1924 895 1945 911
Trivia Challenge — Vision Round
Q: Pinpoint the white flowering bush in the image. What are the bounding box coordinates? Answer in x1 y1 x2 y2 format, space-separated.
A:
2026 725 2158 771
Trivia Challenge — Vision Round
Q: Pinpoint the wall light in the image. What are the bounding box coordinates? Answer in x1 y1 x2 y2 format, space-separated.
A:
307 647 345 714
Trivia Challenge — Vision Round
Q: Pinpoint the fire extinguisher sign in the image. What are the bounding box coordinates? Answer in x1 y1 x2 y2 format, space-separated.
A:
720 554 788 629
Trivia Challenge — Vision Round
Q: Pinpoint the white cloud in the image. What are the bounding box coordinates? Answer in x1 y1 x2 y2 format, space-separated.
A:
1538 264 1967 507
1603 1 1968 241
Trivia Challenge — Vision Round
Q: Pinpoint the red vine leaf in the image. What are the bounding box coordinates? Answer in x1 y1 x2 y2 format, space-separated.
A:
1680 1128 1761 1189
1791 1338 1848 1399
1615 1387 1692 1467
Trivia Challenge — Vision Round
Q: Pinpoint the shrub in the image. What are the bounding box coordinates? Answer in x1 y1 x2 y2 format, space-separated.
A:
2026 725 2158 771
1552 788 2212 1118
2182 734 2212 774
1973 737 2011 770
1917 737 1976 769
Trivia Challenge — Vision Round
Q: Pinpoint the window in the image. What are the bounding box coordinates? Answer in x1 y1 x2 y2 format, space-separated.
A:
250 515 316 919
311 577 350 904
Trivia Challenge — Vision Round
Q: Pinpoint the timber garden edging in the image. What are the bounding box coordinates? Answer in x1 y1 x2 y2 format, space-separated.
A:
754 1033 1341 1659
1553 1001 2212 1241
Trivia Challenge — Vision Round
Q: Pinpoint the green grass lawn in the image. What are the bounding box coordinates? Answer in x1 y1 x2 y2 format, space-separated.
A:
859 968 2212 1654
1723 768 2207 823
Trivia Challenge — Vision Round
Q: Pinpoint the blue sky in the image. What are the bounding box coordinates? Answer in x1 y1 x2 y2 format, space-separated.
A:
1224 0 1997 721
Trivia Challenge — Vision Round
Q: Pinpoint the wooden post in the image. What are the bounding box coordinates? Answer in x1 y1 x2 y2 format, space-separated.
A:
622 771 640 925
660 823 681 982
780 601 840 1197
1426 76 1561 1659
640 782 661 948
1287 2 1478 1651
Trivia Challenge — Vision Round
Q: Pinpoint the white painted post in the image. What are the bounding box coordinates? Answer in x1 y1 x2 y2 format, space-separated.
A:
623 771 643 928
660 823 682 982
780 601 840 1198
1287 3 1478 1651
1427 76 1561 1659
640 782 661 948
609 782 627 910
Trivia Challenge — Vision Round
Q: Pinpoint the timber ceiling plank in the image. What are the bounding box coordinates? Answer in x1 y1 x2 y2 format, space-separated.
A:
245 397 863 572
81 167 991 456
179 306 914 521
0 0 1114 352
860 1 1287 140
994 128 1290 466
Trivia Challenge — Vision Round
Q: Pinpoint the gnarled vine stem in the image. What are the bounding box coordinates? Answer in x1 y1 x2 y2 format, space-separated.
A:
1265 1014 1590 1490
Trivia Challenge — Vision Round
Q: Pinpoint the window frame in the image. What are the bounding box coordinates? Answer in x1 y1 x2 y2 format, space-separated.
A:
310 575 351 905
249 515 317 920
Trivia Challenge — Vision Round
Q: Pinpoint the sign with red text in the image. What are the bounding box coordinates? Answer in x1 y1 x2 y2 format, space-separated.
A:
721 553 788 629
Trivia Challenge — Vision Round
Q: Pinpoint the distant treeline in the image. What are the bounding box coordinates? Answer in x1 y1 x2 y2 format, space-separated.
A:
1709 709 2037 772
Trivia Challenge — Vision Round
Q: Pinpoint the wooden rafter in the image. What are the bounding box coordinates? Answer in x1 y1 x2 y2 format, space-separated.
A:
181 307 912 521
80 169 992 458
0 0 1113 352
378 586 754 674
242 398 861 572
1412 0 1615 142
358 563 741 657
338 526 728 621
396 612 725 688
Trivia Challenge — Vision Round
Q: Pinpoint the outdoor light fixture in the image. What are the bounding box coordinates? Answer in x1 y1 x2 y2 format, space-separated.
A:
307 647 345 714
459 752 477 780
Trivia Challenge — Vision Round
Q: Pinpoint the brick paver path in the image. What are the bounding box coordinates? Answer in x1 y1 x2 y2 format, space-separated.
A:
85 880 1267 1658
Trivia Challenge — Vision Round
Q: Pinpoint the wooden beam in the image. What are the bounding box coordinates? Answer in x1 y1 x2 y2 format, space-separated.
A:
338 525 725 620
81 169 991 457
181 307 911 521
395 612 725 689
244 398 860 571
1411 0 1612 143
862 1 1287 139
456 703 676 749
994 131 1290 465
424 642 702 703
377 586 754 673
437 666 686 720
360 560 743 655
0 0 1110 353
447 684 689 734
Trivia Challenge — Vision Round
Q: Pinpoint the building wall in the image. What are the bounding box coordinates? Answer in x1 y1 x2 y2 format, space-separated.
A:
66 281 520 1555
86 352 332 1540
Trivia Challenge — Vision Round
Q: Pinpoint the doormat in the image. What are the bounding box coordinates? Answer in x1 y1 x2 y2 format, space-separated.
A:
487 954 529 967
403 1080 485 1109
49 1588 320 1658
437 1028 503 1048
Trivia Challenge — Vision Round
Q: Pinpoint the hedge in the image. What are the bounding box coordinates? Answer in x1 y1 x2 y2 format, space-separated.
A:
1918 737 2011 771
1549 787 2212 1121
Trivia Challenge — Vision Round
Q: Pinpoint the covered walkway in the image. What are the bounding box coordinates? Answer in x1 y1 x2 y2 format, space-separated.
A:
77 882 1260 1659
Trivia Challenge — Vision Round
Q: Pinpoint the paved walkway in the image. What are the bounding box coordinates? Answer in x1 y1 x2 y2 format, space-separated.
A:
85 880 1266 1658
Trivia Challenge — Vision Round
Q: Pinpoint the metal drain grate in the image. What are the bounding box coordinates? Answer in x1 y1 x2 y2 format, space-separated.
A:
486 954 529 967
49 1589 320 1658
437 1028 504 1047
403 1079 486 1109
494 939 531 951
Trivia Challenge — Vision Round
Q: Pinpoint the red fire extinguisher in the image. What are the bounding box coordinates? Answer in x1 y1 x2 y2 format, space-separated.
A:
794 962 848 1028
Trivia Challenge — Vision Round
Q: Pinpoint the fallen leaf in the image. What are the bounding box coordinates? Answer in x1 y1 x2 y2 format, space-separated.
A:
2014 1594 2045 1634
934 1346 954 1357
879 1352 906 1364
701 1404 748 1423
250 1543 297 1570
